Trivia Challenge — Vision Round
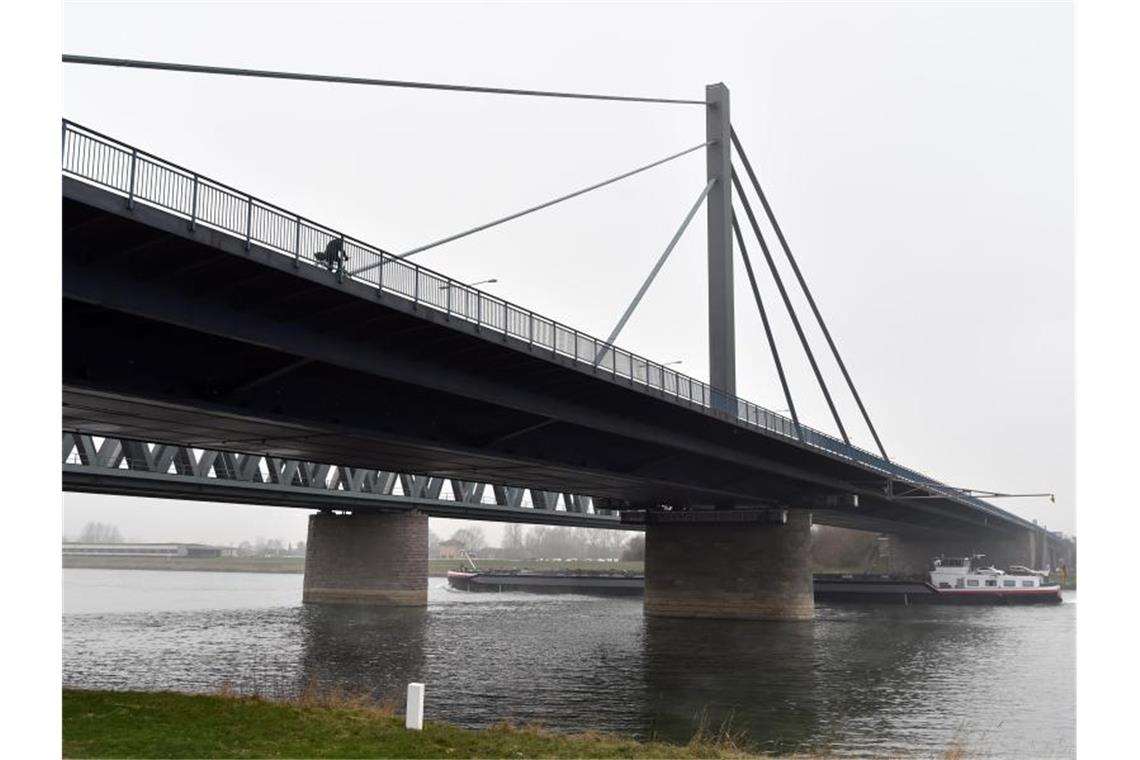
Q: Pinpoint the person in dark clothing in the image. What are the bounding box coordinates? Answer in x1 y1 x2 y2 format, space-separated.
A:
317 238 346 273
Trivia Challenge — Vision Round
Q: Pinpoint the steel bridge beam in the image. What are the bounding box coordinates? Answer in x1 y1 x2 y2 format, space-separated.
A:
61 432 625 529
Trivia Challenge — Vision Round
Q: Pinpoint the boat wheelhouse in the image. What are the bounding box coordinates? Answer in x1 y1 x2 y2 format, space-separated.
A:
927 555 1062 603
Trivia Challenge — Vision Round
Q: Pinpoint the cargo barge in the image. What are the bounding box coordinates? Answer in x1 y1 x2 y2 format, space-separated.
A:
447 555 1062 605
446 569 643 596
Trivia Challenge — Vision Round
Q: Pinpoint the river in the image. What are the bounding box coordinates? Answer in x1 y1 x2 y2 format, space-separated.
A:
62 569 1075 758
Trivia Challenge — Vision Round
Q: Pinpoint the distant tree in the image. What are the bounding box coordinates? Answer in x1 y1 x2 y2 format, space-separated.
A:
621 535 645 561
811 526 880 572
78 522 123 543
502 524 526 558
450 526 486 553
428 531 441 558
579 528 625 560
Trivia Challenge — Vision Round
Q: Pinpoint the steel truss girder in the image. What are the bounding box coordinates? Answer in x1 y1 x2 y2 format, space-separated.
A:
61 431 623 528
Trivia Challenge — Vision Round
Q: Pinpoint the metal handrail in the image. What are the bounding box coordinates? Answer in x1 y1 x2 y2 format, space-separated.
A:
59 119 1029 526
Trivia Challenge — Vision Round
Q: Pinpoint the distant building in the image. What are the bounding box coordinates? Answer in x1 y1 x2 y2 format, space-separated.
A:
438 539 466 559
62 542 237 558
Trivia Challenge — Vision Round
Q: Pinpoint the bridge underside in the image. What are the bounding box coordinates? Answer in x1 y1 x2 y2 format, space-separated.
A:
63 176 1027 542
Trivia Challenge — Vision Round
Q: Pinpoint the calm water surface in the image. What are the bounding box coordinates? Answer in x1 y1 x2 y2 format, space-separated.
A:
63 569 1074 758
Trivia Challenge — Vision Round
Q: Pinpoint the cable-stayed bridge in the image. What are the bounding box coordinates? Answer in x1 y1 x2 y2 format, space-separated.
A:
61 59 1061 618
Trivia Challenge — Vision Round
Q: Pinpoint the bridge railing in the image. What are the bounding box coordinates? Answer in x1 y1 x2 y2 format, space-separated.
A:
60 120 1025 524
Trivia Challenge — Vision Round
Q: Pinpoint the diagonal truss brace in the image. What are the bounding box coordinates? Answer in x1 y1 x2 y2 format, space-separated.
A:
62 432 615 522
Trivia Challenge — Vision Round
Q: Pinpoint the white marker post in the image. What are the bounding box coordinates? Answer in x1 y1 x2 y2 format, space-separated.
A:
406 682 425 730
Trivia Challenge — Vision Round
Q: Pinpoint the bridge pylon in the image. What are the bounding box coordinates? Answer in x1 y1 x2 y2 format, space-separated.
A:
706 83 735 409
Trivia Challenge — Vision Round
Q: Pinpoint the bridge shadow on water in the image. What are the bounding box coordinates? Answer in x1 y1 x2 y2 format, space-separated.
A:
640 616 821 753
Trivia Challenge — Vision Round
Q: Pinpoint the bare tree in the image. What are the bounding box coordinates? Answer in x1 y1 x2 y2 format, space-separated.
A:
621 535 645 561
428 530 441 558
450 526 486 552
502 524 526 559
78 522 123 543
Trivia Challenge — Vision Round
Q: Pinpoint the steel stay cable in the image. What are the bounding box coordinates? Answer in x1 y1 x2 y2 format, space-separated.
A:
731 212 803 440
353 141 712 273
595 178 717 364
62 55 707 106
731 127 890 462
731 168 851 445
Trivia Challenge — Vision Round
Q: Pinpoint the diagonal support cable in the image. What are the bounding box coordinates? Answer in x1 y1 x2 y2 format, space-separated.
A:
731 212 803 441
595 178 717 362
731 168 850 445
352 141 712 275
731 127 890 462
62 55 708 106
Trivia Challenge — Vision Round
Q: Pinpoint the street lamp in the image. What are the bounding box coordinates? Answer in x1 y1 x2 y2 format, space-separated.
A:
440 278 498 290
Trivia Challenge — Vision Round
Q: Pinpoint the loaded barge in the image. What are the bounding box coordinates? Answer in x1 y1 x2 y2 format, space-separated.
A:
446 569 643 596
447 555 1062 605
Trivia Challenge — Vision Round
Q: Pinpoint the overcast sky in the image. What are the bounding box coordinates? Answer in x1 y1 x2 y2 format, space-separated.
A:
61 1 1073 544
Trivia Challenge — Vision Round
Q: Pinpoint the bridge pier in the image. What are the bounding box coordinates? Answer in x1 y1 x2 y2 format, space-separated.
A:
644 509 814 621
302 511 427 606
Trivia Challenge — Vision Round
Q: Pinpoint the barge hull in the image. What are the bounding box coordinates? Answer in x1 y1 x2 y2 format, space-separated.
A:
446 571 643 596
446 572 1063 604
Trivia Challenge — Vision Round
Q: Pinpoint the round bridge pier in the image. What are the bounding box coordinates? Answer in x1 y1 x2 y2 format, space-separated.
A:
643 509 814 621
303 511 428 606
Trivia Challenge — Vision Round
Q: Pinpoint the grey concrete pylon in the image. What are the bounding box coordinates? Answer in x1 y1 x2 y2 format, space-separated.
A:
706 83 735 408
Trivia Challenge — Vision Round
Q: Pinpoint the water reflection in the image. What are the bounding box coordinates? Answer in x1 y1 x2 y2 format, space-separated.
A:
299 604 428 702
642 616 819 753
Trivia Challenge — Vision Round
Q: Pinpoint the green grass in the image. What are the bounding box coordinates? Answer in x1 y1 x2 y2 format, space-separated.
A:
62 689 768 758
63 556 306 573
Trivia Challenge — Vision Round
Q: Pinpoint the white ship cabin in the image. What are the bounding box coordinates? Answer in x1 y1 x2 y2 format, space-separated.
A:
928 556 1049 590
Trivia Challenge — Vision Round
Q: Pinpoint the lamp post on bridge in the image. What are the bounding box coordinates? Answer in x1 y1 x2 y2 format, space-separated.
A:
440 278 498 319
440 278 498 289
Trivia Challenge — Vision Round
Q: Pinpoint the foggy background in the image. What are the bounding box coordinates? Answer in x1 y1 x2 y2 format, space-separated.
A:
61 1 1073 547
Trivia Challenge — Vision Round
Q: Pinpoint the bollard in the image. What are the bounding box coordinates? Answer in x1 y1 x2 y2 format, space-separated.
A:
406 682 425 730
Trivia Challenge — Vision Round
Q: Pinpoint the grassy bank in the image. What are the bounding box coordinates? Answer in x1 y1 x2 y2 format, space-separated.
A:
63 556 305 573
62 689 767 759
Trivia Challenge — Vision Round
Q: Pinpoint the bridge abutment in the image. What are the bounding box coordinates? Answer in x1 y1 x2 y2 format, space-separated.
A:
643 509 814 621
303 511 427 606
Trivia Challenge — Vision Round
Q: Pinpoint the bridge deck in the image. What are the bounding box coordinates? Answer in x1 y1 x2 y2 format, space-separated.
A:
61 120 1037 536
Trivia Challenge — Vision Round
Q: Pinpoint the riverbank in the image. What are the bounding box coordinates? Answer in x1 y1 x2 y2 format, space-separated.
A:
62 689 773 758
62 556 645 576
63 556 305 573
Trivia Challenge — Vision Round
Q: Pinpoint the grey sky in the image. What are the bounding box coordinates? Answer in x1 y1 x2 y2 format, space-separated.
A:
62 1 1074 544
